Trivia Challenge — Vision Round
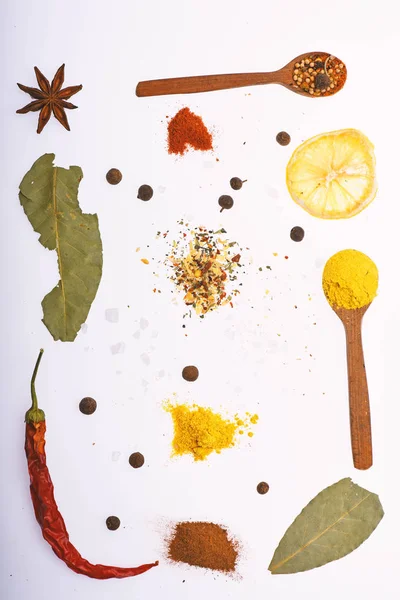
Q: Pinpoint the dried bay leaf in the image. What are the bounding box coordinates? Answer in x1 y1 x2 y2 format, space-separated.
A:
269 478 383 575
19 154 103 342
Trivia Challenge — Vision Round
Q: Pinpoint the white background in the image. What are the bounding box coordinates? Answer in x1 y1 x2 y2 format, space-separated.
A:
1 0 399 598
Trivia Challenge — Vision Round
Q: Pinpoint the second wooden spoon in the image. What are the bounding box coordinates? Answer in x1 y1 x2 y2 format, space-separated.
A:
332 304 373 470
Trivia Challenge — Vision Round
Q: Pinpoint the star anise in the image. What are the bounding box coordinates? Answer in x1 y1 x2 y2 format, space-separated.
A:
16 64 82 134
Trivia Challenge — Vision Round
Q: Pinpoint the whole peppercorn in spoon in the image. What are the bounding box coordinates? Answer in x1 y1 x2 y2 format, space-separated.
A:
136 52 346 98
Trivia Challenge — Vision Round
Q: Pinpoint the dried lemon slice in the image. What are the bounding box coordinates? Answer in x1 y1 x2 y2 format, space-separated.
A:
286 129 377 219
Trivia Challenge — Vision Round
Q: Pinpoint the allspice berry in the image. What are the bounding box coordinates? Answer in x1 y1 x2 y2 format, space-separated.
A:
182 365 199 382
218 195 234 212
129 452 145 469
137 184 153 201
79 397 97 415
106 516 120 531
230 177 246 191
106 168 122 185
276 131 291 146
257 482 270 495
290 226 305 242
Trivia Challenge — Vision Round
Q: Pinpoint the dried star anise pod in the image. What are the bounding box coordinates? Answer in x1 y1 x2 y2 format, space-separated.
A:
16 64 82 133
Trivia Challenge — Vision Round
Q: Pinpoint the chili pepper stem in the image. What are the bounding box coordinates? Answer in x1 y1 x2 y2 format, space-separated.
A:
25 349 45 424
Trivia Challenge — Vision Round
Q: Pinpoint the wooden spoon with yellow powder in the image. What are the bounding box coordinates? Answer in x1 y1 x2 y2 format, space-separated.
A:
323 249 378 470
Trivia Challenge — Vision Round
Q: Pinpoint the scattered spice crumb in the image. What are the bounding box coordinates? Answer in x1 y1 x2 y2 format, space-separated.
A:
141 258 149 265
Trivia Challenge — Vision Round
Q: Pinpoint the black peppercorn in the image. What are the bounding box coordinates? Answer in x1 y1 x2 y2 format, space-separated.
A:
106 169 122 185
79 397 97 415
106 516 120 531
276 131 291 146
218 195 234 212
129 452 145 469
257 482 270 495
182 365 199 382
290 226 305 242
137 184 153 201
314 73 331 90
230 177 246 191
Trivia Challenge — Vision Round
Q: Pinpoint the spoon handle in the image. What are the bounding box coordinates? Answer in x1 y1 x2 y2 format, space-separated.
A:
343 311 373 470
136 72 281 97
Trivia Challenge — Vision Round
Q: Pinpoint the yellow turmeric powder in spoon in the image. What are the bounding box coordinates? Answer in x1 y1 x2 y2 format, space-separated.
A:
322 249 378 309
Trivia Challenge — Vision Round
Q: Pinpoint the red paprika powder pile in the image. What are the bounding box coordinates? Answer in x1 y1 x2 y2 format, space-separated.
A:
168 107 213 156
167 521 238 572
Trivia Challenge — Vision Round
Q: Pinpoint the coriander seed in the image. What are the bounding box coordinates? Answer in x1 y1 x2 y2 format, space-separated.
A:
106 169 122 185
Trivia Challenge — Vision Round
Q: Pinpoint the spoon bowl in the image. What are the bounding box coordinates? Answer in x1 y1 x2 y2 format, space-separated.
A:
331 303 373 470
136 51 347 98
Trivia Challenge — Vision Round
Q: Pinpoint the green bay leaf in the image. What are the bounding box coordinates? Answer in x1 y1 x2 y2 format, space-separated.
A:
269 478 383 574
19 154 103 342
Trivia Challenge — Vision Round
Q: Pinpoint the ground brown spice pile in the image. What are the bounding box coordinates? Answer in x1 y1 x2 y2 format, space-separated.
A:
168 521 238 572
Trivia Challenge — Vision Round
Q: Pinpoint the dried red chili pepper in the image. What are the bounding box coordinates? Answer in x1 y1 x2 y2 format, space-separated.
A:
25 349 158 579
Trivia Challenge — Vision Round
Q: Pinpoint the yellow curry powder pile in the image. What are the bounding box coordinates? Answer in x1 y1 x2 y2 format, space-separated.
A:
322 249 378 309
165 402 258 461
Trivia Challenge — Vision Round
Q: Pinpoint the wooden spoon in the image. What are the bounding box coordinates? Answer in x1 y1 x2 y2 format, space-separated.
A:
136 52 346 98
332 304 373 470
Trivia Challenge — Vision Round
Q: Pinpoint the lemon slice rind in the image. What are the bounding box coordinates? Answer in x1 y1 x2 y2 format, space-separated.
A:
286 129 377 219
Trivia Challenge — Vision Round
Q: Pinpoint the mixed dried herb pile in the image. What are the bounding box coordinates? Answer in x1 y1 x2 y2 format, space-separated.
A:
164 225 244 315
